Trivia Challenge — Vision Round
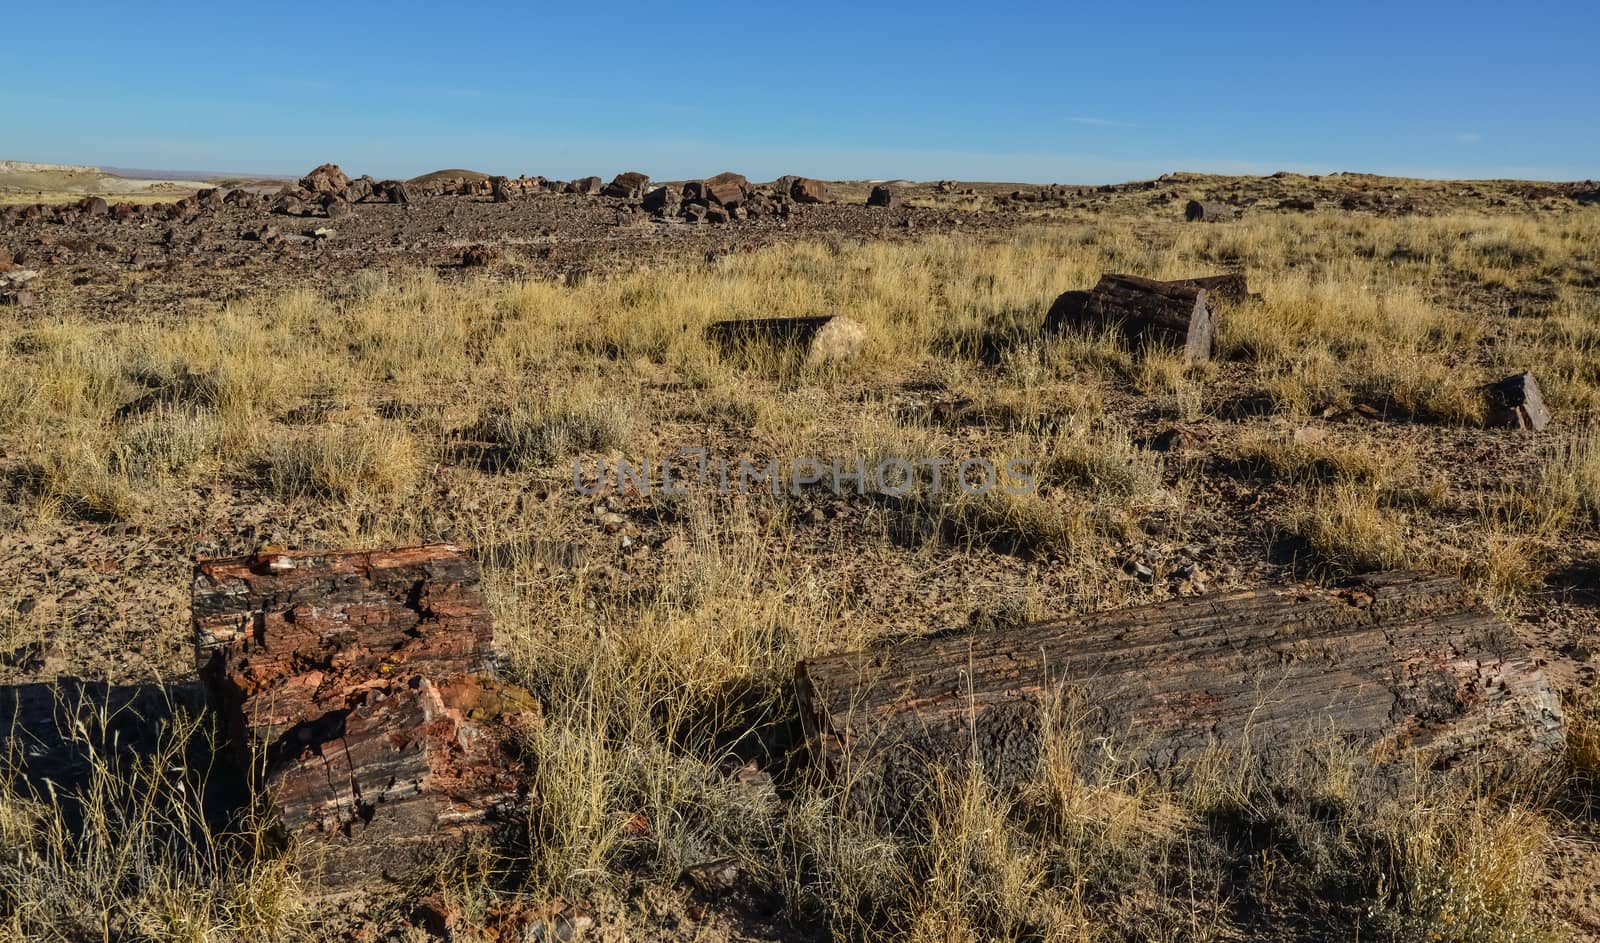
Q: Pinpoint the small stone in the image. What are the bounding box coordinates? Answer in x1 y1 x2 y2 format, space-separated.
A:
684 858 741 894
461 245 496 267
1149 427 1196 452
525 911 593 942
1484 371 1551 431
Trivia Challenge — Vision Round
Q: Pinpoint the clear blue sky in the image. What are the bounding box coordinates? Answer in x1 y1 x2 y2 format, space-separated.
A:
3 0 1595 183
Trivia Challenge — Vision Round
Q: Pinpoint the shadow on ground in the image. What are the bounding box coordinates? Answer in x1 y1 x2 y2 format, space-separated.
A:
0 677 250 831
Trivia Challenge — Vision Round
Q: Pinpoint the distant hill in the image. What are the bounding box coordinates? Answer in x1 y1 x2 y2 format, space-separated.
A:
0 161 299 203
102 166 294 183
0 160 100 174
409 168 491 186
2 163 170 194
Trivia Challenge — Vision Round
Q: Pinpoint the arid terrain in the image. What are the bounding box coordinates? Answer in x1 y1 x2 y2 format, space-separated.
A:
1 161 1598 942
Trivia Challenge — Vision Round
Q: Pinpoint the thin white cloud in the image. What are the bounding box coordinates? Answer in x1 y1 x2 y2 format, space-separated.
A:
1068 116 1123 127
1456 132 1483 144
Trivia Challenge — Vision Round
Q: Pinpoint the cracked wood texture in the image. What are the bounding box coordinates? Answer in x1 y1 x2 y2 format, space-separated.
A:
1166 272 1251 307
796 572 1563 822
192 544 532 892
1045 273 1214 364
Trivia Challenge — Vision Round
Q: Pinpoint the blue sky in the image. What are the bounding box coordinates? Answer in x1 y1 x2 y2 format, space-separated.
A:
3 0 1595 183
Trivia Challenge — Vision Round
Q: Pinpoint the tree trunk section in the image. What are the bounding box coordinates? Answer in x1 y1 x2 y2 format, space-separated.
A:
1166 272 1252 306
1047 273 1214 363
705 315 866 364
795 571 1563 823
193 544 534 894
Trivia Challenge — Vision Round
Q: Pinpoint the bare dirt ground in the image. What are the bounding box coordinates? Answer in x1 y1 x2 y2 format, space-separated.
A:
1 167 1598 941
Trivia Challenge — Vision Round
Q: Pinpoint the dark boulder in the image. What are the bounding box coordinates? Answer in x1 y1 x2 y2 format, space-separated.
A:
372 180 411 205
789 177 827 204
642 186 680 216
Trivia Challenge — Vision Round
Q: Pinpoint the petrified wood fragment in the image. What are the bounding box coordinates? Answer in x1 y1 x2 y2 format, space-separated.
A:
1185 199 1237 222
1483 371 1551 431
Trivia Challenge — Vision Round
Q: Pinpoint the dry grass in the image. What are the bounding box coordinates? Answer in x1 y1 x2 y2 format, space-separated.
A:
0 203 1596 939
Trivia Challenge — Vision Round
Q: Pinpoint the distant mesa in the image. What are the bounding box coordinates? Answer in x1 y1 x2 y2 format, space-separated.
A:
0 160 101 174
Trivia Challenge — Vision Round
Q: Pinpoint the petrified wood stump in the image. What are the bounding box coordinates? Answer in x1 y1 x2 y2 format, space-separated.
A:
193 544 534 891
795 571 1562 822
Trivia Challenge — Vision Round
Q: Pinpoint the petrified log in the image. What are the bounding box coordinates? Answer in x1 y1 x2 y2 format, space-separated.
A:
795 572 1563 822
1185 199 1236 222
1483 371 1551 431
193 545 533 892
1045 273 1213 363
1165 272 1251 306
705 315 866 364
703 171 750 208
601 171 650 199
490 175 511 203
